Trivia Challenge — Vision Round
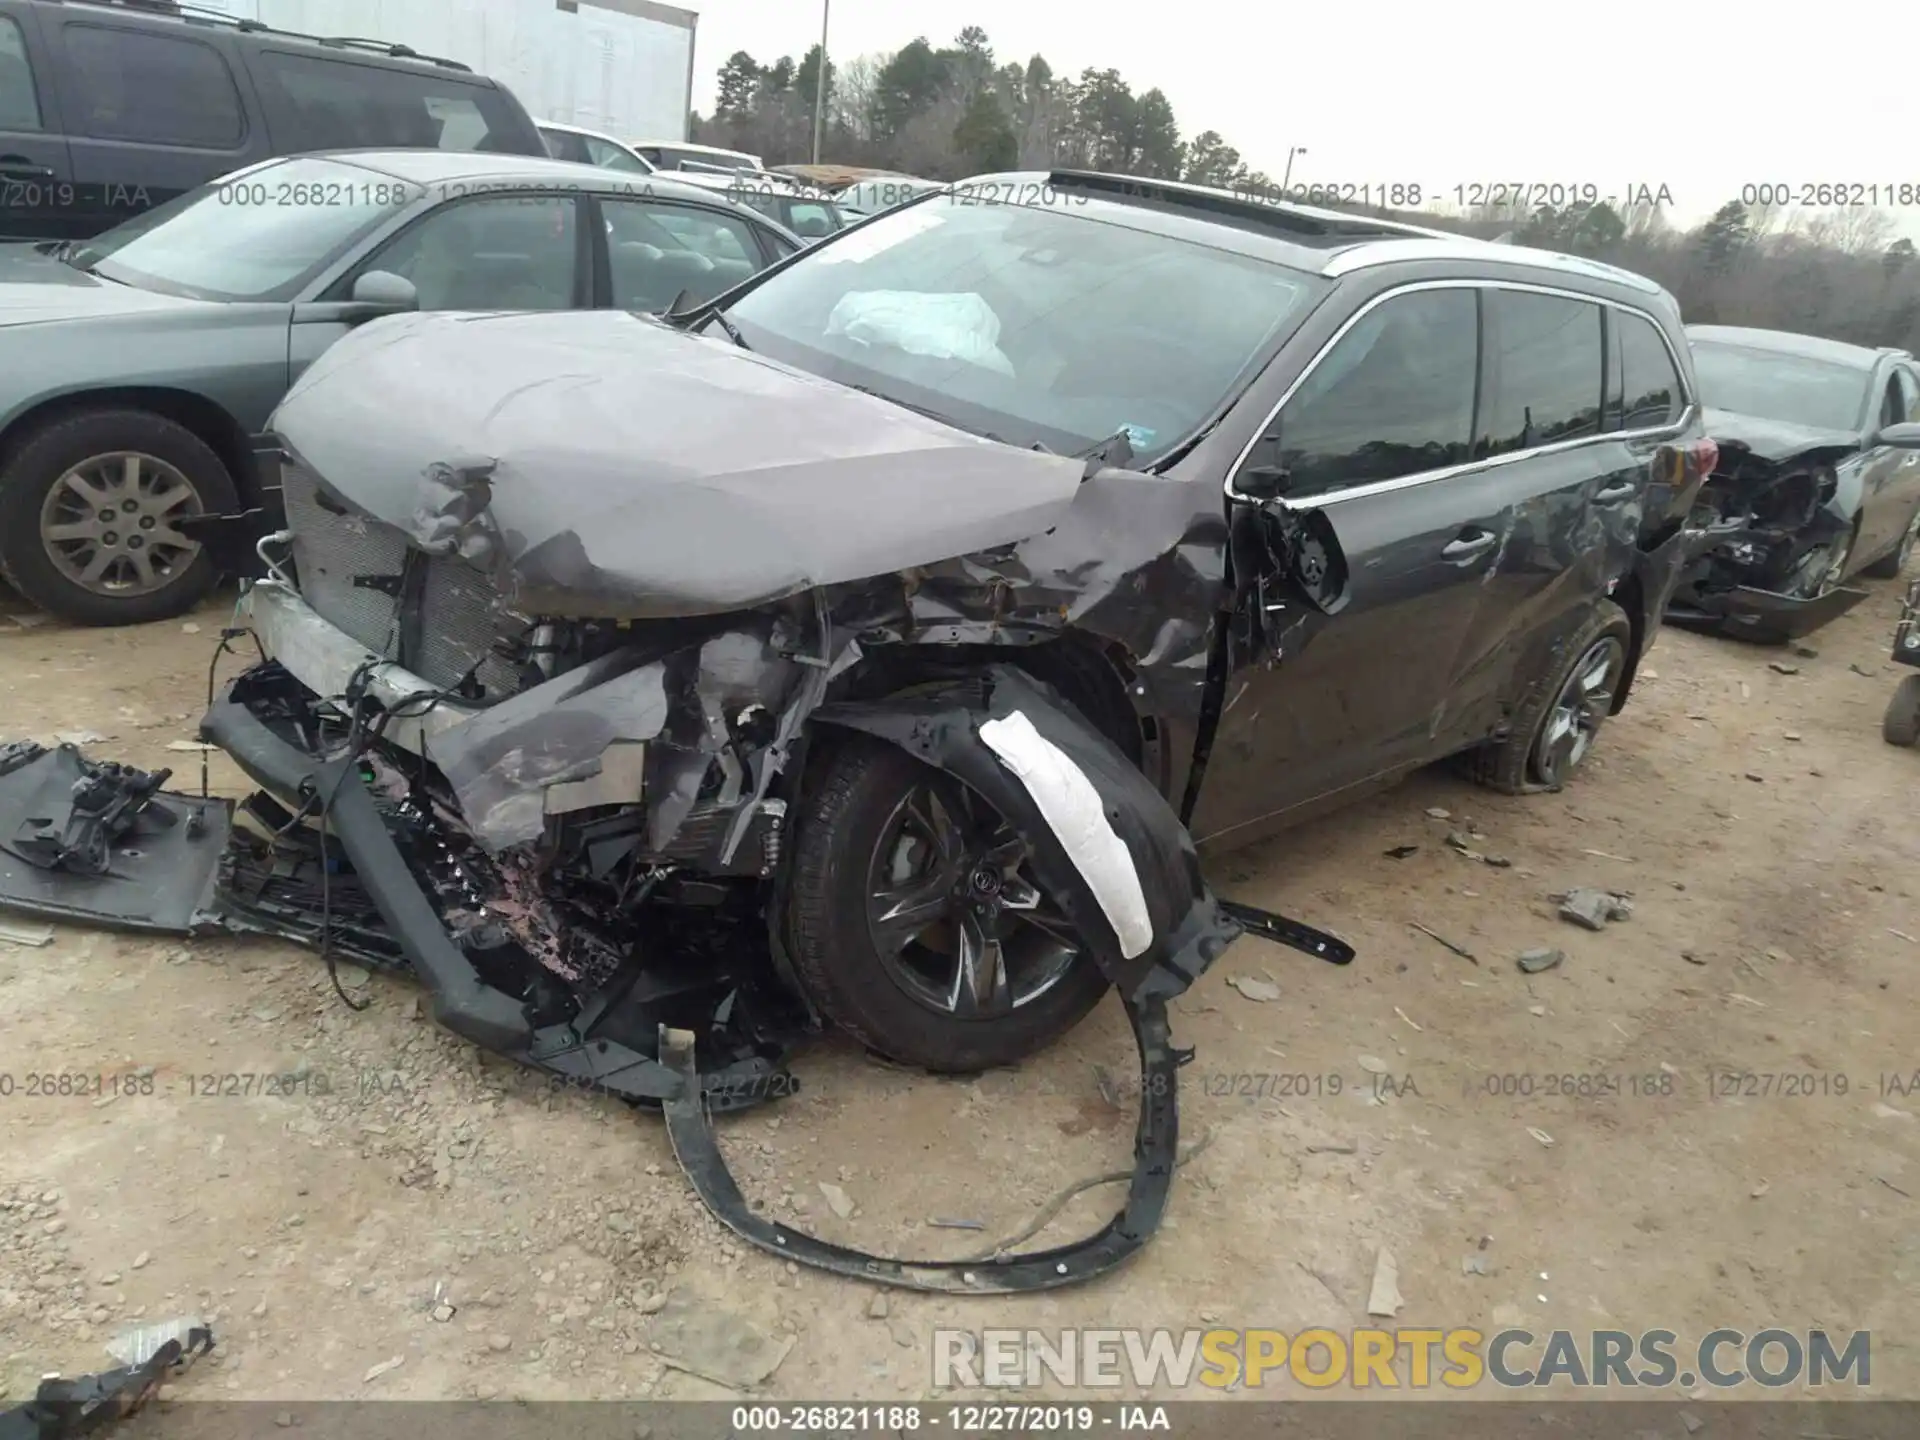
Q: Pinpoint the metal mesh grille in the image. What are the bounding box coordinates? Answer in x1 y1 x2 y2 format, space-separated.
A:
281 462 530 700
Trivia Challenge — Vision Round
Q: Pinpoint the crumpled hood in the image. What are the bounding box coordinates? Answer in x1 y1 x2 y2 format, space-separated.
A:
1702 406 1862 470
270 308 1090 618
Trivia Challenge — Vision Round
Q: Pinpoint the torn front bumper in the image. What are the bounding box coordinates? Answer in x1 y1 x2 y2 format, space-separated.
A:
1666 583 1872 643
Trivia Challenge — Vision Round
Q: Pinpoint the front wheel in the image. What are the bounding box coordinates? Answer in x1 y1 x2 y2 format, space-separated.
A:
1885 674 1920 747
784 735 1111 1072
1465 599 1632 795
0 409 237 626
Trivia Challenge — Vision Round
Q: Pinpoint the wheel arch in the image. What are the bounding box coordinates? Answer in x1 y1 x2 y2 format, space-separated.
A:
0 387 262 506
1608 570 1649 716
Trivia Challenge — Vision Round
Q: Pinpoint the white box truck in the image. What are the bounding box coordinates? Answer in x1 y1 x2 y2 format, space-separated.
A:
206 0 698 141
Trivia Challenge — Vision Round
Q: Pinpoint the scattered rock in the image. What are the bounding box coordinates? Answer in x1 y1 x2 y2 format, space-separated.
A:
1851 663 1879 677
1767 662 1799 675
1680 1411 1704 1435
1516 948 1565 975
1791 644 1819 658
1783 731 1802 742
1527 1127 1556 1147
1555 888 1632 930
273 1412 294 1428
1750 1180 1770 1199
1226 976 1281 1003
181 623 202 635
866 1293 889 1320
431 1303 456 1322
1681 951 1707 966
1365 1248 1404 1318
130 1252 151 1271
362 1356 404 1383
638 1290 671 1315
1384 844 1419 859
55 730 108 745
1424 807 1451 820
250 1299 267 1318
818 1182 856 1220
649 1290 794 1390
1743 772 1764 783
1461 1255 1489 1276
1872 1103 1912 1121
486 1334 512 1353
1357 1055 1388 1075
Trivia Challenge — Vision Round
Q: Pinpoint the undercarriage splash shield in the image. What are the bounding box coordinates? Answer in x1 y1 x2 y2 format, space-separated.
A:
0 742 230 934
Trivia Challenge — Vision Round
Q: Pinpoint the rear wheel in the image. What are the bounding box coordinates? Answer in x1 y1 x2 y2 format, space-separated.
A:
1862 506 1920 580
0 409 235 626
785 735 1109 1072
1886 675 1920 747
1466 599 1632 795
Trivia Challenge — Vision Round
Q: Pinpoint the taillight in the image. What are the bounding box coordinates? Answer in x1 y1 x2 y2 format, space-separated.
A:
1687 438 1719 479
1651 438 1720 490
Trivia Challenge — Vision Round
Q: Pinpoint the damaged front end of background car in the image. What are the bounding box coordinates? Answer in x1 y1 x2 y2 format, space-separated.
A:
1665 415 1870 642
0 312 1355 1294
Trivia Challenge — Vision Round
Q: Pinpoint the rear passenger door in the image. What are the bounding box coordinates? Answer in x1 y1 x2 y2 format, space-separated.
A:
1192 284 1500 843
1437 286 1614 749
595 195 776 311
44 18 261 232
0 3 74 240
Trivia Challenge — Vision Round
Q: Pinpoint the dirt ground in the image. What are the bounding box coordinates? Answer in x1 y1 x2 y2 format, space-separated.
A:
1 575 1917 1408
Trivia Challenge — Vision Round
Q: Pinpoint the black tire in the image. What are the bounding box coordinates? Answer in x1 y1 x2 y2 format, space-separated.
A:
1464 599 1633 795
0 408 237 626
1862 506 1920 580
1886 674 1920 747
785 734 1110 1072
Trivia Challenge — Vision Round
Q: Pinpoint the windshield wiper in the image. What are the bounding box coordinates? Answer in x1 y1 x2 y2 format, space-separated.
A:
664 289 749 349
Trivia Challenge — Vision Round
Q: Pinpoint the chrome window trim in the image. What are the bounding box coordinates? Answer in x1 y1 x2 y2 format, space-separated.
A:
1224 277 1696 509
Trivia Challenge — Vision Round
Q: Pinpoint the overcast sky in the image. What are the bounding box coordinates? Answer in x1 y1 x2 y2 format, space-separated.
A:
685 0 1905 233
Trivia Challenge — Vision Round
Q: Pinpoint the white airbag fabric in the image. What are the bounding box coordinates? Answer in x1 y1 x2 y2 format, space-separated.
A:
978 711 1154 960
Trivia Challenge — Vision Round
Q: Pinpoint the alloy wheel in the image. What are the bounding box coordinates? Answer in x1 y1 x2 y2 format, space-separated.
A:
864 776 1083 1019
38 451 205 598
1528 635 1626 788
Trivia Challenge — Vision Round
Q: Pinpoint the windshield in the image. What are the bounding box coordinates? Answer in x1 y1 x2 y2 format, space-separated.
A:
77 157 415 303
1691 340 1871 434
719 195 1325 461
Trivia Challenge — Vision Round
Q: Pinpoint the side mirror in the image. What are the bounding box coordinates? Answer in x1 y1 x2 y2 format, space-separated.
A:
350 270 418 311
1875 421 1920 448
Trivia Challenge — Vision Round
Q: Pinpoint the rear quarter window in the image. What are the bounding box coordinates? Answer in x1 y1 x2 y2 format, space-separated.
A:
1617 311 1686 430
253 50 532 154
1484 289 1604 454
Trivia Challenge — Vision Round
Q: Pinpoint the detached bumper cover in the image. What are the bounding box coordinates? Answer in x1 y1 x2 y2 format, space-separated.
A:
1667 583 1872 643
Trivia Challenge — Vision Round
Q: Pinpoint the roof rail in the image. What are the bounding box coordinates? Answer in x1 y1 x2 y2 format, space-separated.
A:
61 0 473 70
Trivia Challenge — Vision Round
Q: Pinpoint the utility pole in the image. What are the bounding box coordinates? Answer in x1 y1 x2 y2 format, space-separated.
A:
810 0 830 164
1282 147 1306 192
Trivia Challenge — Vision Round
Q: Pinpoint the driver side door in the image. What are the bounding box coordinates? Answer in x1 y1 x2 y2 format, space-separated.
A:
1858 363 1920 561
1190 283 1505 848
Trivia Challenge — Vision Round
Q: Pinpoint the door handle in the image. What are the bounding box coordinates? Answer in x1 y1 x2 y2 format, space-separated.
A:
1441 529 1497 562
1594 482 1636 505
0 158 57 181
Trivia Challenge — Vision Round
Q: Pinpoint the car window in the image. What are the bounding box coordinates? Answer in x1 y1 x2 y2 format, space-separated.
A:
367 195 579 311
785 200 838 239
1897 367 1920 423
1484 290 1603 455
1689 341 1870 433
1879 369 1916 430
77 155 412 301
724 197 1326 462
603 198 762 311
0 16 41 131
1276 288 1478 497
254 50 521 153
1616 310 1685 430
584 135 650 173
541 126 588 162
62 24 243 147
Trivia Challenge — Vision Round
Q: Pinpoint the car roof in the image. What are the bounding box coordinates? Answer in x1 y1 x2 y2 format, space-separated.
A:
246 149 780 214
632 140 761 159
536 120 621 142
671 170 833 198
1685 324 1900 369
60 0 480 75
953 169 1674 301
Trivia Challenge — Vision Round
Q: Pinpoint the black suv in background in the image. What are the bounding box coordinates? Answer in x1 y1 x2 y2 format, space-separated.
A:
0 0 546 240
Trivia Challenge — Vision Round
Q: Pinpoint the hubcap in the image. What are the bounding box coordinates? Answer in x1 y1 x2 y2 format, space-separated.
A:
865 777 1083 1020
39 452 204 597
1529 635 1625 787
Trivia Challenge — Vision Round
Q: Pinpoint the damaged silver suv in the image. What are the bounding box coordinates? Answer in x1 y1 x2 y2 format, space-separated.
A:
0 170 1722 1292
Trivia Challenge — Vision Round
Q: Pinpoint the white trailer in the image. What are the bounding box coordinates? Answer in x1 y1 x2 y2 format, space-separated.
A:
204 0 698 142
